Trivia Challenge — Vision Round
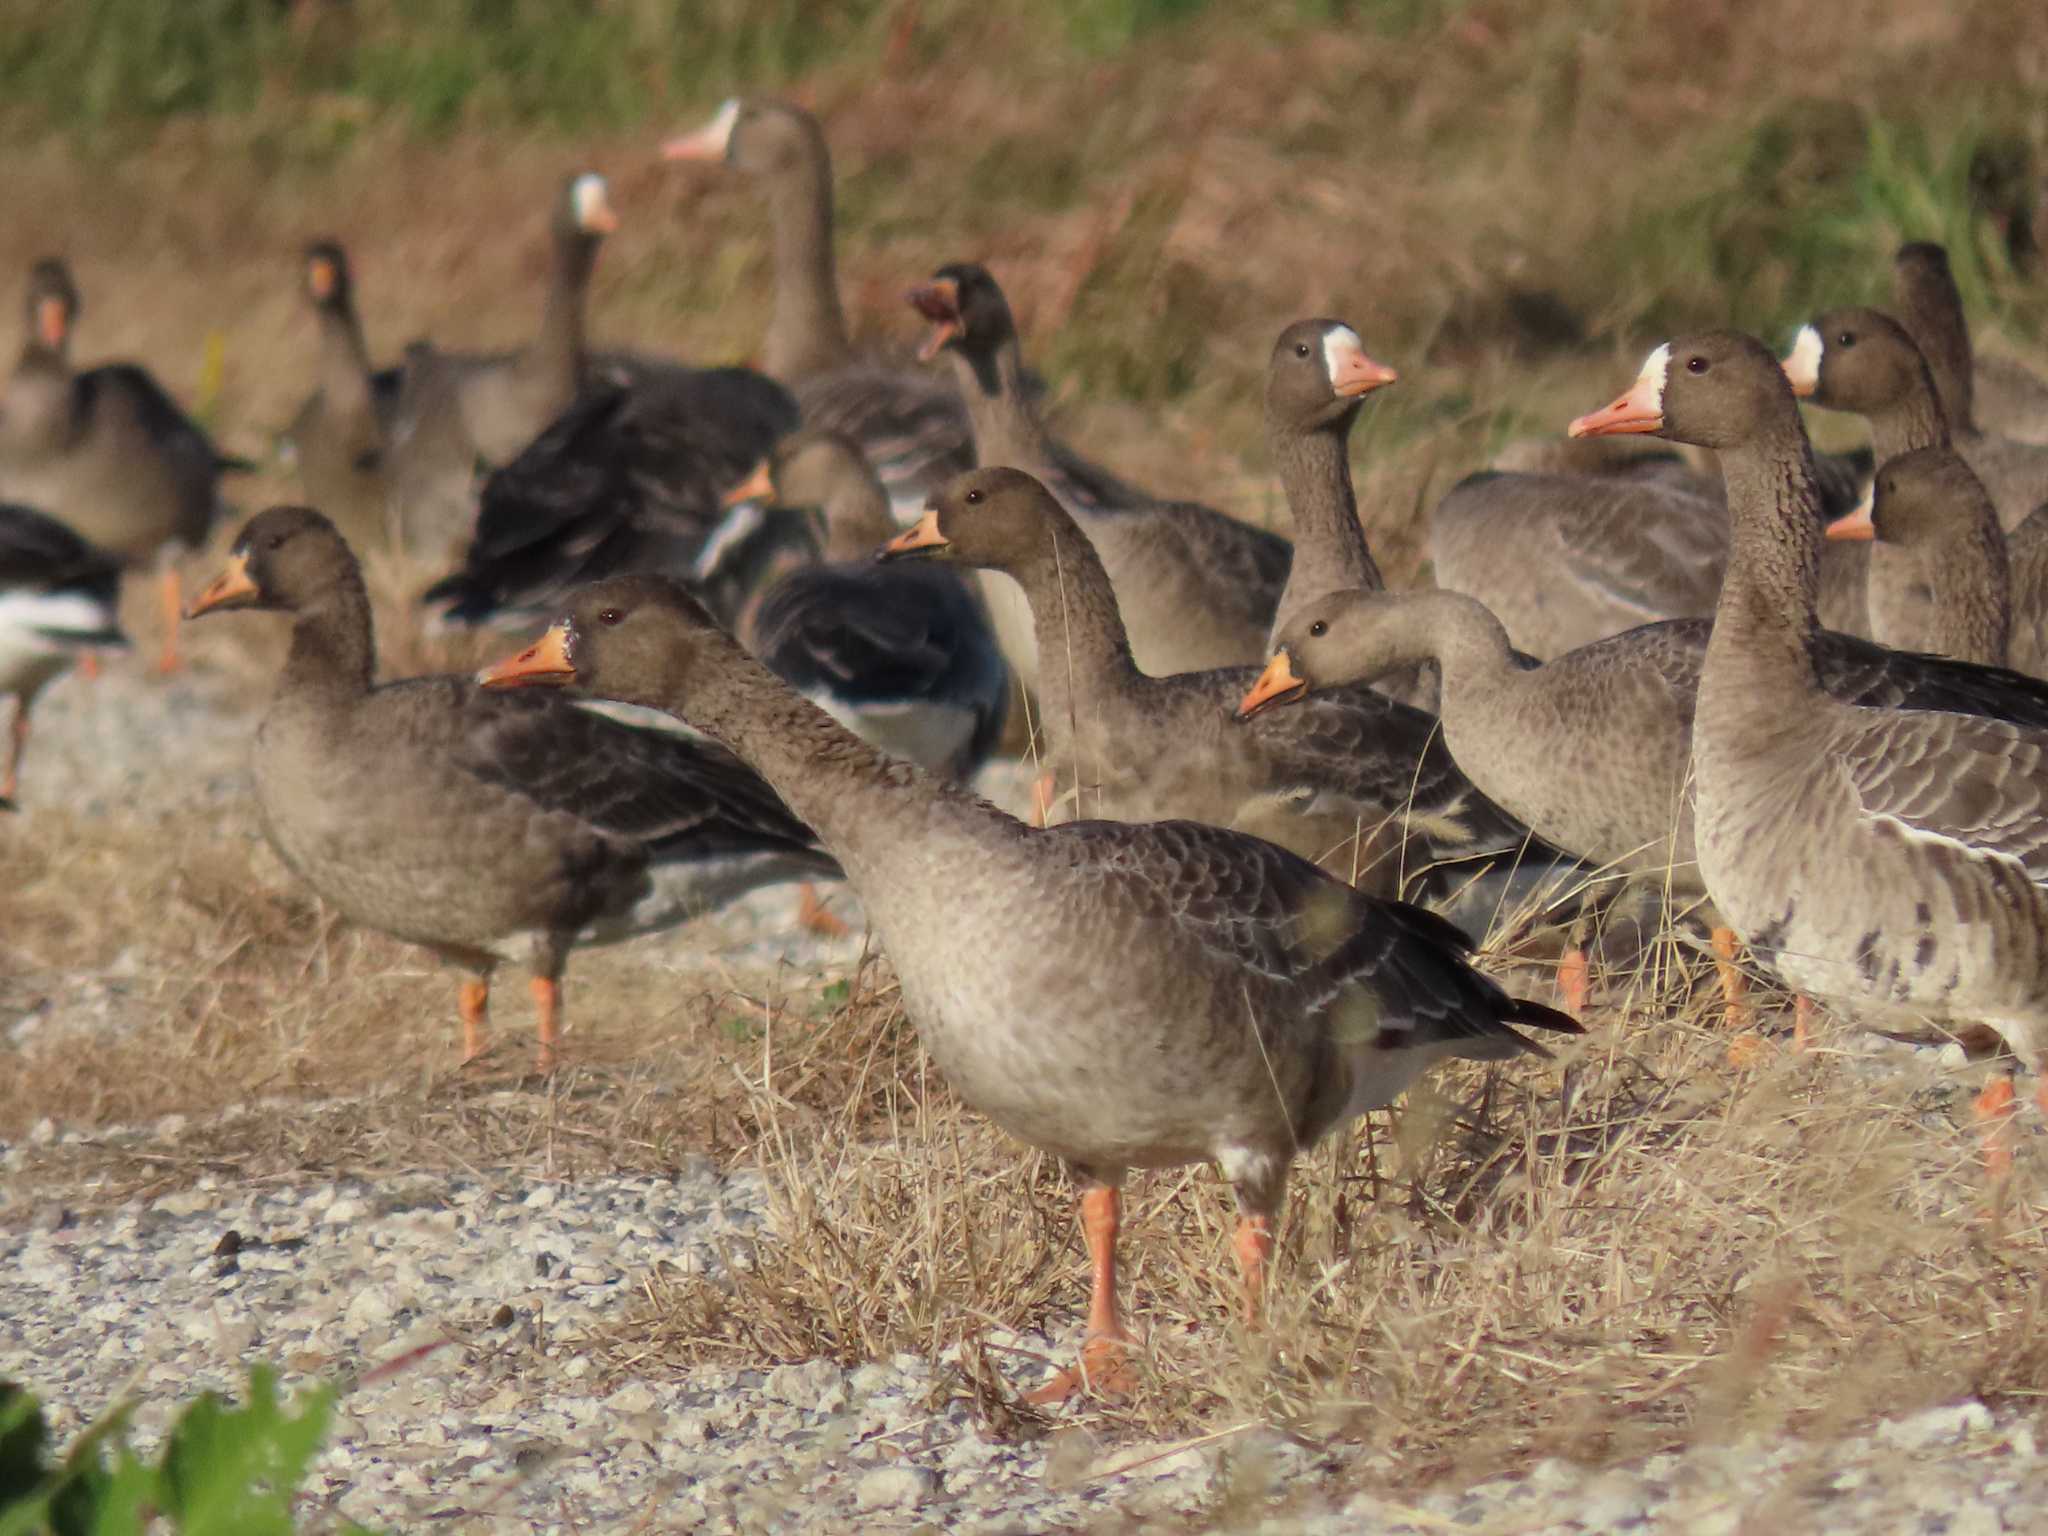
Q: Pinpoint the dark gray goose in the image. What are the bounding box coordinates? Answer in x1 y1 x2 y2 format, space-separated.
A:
0 502 126 805
0 258 246 671
663 98 973 520
701 429 1008 779
185 507 836 1073
906 264 1295 686
1891 239 2048 449
1574 331 2048 1108
880 467 1581 921
477 572 1578 1400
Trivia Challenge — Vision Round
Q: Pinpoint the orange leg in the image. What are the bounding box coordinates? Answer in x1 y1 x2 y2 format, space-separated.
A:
1 700 27 802
531 976 561 1074
1233 1211 1275 1325
77 652 102 682
794 882 850 938
1024 1185 1136 1404
457 976 490 1065
1793 995 1816 1052
1030 771 1056 829
1556 946 1590 1019
1712 926 1751 1030
1975 1076 2017 1185
156 565 183 675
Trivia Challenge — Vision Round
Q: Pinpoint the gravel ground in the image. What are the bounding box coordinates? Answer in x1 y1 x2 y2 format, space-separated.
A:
6 658 2048 1533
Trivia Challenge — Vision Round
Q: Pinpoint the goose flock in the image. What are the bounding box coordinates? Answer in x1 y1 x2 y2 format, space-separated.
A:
8 96 2048 1402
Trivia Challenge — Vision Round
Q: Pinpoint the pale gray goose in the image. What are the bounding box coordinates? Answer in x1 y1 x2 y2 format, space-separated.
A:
1822 447 2012 669
1573 330 2048 1107
0 259 245 672
703 429 1008 779
878 467 1582 919
280 241 407 550
185 506 836 1073
1891 240 2048 447
906 264 1294 685
662 98 972 519
0 502 126 805
1784 301 2048 531
476 572 1578 1399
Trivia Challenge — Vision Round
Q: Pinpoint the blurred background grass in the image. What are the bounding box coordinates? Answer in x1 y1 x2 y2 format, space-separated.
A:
1 0 2042 541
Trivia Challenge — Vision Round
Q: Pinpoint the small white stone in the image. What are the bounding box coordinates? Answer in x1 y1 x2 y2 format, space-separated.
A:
854 1465 935 1511
323 1197 366 1225
1880 1399 1993 1450
561 1356 591 1380
605 1383 657 1415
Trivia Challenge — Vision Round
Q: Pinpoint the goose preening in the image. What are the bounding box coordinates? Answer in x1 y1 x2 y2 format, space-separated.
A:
905 263 1295 683
0 258 246 673
185 506 836 1073
0 502 126 805
1573 331 2048 1112
663 98 976 520
476 571 1579 1400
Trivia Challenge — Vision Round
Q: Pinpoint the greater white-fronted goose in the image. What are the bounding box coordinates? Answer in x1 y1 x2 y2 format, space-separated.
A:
280 241 407 548
420 363 798 630
1891 240 2048 447
879 467 1577 915
0 259 245 672
1823 447 2011 668
476 572 1579 1399
906 264 1294 684
663 98 973 520
1573 331 2048 1107
1784 300 2048 531
709 430 1008 779
1428 443 1873 660
0 502 126 805
185 506 836 1073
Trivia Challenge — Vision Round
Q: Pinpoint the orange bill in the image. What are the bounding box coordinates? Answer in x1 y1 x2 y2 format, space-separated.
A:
1824 491 1876 541
307 256 337 301
37 296 67 350
906 279 961 362
721 460 776 509
477 625 576 689
1327 336 1399 397
182 551 259 618
877 509 949 559
1237 650 1308 718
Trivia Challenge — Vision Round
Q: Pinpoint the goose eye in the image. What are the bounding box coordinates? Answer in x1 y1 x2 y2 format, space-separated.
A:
1837 332 1856 348
1686 356 1708 375
597 608 623 627
1295 342 1310 357
1308 619 1328 638
965 488 984 505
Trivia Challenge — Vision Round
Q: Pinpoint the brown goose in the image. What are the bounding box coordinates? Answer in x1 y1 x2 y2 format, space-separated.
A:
1573 331 2048 1106
1891 240 2048 448
477 572 1578 1399
1823 447 2011 669
906 264 1294 685
407 173 619 468
0 259 244 672
1783 300 2048 530
184 506 836 1073
281 241 407 549
878 467 1581 920
662 98 972 520
0 502 126 805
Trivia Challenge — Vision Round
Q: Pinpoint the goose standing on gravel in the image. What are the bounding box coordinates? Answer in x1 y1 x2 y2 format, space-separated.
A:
477 571 1579 1400
0 502 126 805
1573 331 2048 1111
0 259 245 672
907 263 1294 685
186 507 837 1073
280 241 407 549
662 98 973 519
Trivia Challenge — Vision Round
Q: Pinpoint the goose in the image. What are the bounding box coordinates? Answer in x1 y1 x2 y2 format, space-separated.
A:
0 502 126 805
906 264 1294 685
1890 240 2048 447
879 467 1580 921
662 97 973 520
184 506 837 1073
0 258 246 672
1572 330 2048 1112
476 570 1579 1400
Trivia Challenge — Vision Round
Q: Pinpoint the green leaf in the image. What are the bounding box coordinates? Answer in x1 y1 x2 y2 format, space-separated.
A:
156 1366 333 1536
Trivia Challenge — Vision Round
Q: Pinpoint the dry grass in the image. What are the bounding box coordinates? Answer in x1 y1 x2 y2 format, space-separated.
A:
5 0 2048 1504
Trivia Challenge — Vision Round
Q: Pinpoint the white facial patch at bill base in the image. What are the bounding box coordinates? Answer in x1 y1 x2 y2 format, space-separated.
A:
572 173 611 230
697 98 741 156
1323 324 1366 381
1782 325 1823 395
1633 342 1671 414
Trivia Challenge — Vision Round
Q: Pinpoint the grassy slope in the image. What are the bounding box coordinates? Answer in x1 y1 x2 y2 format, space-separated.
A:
2 0 2047 1491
